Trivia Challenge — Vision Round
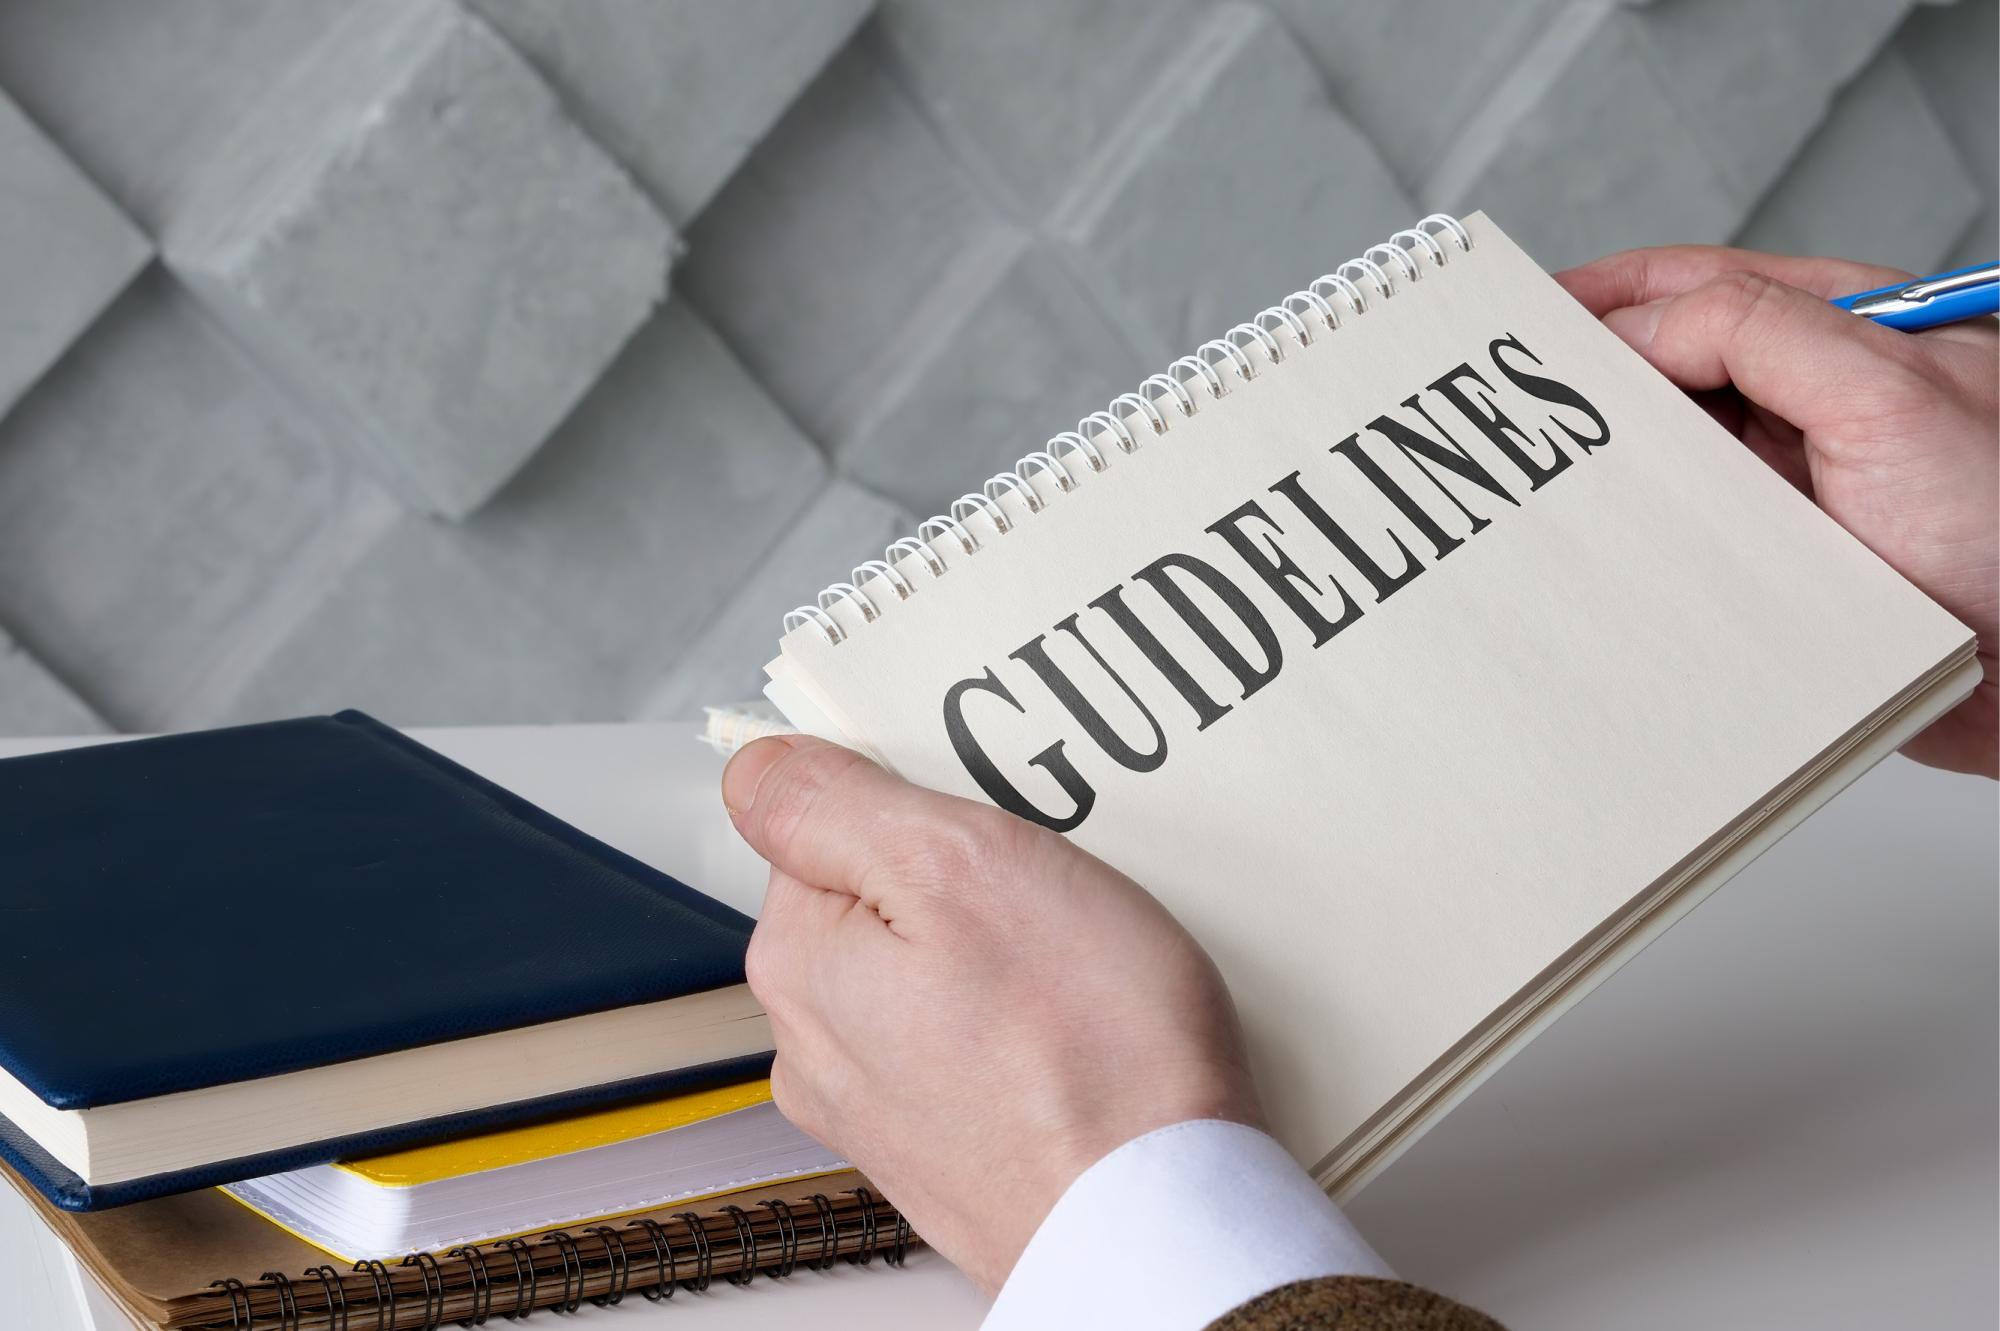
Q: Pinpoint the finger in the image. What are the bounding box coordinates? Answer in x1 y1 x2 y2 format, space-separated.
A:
745 868 866 1005
1596 269 1934 439
1739 407 1812 496
766 1052 831 1145
759 864 841 922
761 868 895 970
1556 245 1913 317
723 736 900 892
722 735 991 911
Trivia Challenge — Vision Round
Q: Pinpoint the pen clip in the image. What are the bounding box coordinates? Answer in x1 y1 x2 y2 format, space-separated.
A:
1894 264 1998 304
1846 263 1999 318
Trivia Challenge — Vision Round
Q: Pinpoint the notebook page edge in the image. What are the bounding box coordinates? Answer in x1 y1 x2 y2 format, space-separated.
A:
1319 646 1983 1198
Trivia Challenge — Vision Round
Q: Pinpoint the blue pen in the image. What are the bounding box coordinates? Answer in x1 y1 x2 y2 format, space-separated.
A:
1832 261 1999 331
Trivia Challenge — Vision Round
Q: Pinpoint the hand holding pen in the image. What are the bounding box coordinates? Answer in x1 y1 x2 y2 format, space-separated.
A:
1560 245 1997 777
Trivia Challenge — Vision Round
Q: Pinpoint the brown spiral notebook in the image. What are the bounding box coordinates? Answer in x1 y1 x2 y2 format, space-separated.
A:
4 1158 914 1329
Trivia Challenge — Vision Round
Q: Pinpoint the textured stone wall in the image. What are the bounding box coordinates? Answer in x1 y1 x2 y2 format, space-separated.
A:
0 0 1992 734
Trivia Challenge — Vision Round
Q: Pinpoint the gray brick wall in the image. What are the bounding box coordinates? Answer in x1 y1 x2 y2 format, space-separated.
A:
0 0 1992 734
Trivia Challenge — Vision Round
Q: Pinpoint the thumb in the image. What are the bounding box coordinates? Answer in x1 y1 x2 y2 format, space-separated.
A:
1601 269 1933 439
722 735 981 909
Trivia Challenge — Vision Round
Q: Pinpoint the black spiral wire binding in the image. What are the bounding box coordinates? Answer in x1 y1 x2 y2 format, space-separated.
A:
672 1211 716 1291
805 1193 840 1271
783 213 1476 647
446 1245 494 1326
583 1226 631 1307
761 1198 801 1278
495 1238 539 1320
258 1270 300 1330
399 1251 445 1330
540 1230 585 1312
202 1193 916 1328
352 1261 395 1330
208 1278 251 1330
845 1187 879 1266
623 1217 678 1301
304 1265 350 1331
719 1205 760 1285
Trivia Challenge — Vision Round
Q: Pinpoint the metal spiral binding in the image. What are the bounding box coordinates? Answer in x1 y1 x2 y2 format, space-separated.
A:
495 1238 539 1318
625 1216 680 1301
672 1210 716 1291
303 1265 349 1331
762 1198 802 1277
783 213 1474 646
583 1226 632 1307
446 1246 494 1324
202 1192 911 1328
208 1278 251 1330
806 1191 842 1270
540 1230 585 1312
400 1251 445 1330
352 1260 395 1326
845 1186 880 1266
257 1271 298 1330
720 1204 760 1285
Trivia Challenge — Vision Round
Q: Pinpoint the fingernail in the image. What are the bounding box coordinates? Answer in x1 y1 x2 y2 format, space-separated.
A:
1602 301 1664 351
722 736 795 818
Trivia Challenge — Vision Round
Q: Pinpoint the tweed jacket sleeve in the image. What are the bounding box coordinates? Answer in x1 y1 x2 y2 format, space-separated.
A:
1204 1277 1504 1330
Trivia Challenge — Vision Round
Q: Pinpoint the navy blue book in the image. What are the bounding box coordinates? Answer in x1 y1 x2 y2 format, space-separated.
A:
0 711 771 1211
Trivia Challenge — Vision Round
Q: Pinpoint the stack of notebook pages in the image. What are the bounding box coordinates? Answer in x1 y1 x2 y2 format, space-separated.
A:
223 1078 847 1261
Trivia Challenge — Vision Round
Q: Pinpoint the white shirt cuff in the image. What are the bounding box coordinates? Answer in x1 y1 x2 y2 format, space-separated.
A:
981 1119 1392 1331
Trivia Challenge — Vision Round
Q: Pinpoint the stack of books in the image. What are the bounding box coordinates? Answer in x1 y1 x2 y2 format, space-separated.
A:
0 711 911 1327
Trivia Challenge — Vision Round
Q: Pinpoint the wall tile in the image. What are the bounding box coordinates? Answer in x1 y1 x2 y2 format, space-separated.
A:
214 519 608 728
838 243 1153 516
0 90 149 418
1424 4 1742 269
1736 50 1979 273
1056 3 1417 352
640 478 913 720
1263 0 1569 194
163 0 673 520
216 303 826 725
0 0 346 233
0 629 105 737
1627 0 1914 207
0 272 386 731
466 0 873 224
877 0 1198 216
677 32 1010 449
456 302 827 653
1895 0 1999 268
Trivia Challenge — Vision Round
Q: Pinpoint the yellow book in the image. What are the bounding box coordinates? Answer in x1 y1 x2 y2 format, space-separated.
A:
223 1079 848 1260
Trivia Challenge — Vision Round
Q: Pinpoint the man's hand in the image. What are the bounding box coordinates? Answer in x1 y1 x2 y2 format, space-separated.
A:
1559 246 1999 778
722 735 1261 1292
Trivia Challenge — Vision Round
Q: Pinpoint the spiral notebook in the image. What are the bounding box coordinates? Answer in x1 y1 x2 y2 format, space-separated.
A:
763 213 1980 1198
4 1156 912 1329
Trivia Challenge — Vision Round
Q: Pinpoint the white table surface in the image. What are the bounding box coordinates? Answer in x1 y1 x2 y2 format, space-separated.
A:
4 723 1992 1330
